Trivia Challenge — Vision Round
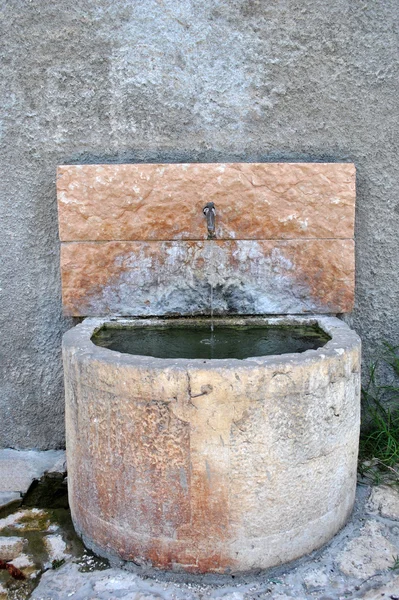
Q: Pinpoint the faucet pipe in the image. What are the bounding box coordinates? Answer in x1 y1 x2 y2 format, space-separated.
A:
203 202 216 239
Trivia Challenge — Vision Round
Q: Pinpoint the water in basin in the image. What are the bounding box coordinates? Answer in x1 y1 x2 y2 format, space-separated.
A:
91 323 330 360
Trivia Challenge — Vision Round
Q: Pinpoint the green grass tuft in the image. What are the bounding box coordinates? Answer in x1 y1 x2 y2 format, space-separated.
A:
359 343 399 484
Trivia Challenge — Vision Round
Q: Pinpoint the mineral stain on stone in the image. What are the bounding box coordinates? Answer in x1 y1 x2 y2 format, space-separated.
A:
61 239 355 316
92 323 330 360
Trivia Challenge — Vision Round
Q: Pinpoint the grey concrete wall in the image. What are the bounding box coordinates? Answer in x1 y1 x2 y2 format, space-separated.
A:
0 0 398 449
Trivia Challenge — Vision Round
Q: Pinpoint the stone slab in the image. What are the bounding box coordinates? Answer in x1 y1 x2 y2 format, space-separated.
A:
61 239 354 316
44 534 69 563
359 576 399 599
366 485 399 520
0 492 21 511
0 536 25 561
0 449 66 494
57 163 356 242
10 553 35 569
30 563 202 600
336 520 399 579
0 508 50 532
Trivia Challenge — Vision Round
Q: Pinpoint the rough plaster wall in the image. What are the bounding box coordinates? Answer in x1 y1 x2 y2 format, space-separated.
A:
0 0 398 448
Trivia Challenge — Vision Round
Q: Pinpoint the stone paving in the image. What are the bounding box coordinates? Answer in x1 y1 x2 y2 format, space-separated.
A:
2 451 399 599
0 450 66 497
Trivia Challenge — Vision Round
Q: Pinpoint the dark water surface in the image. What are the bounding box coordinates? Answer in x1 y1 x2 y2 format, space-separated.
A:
92 323 330 360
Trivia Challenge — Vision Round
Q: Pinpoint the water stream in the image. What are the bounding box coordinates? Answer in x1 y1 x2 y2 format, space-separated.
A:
210 283 214 333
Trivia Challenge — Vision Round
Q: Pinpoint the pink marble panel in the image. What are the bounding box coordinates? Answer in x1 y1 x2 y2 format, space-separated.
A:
57 163 355 242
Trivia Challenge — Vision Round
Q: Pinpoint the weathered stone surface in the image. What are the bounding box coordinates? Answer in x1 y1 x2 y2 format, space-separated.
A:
57 163 355 242
0 449 66 494
302 569 330 590
273 597 307 600
0 536 25 561
336 520 399 579
61 239 354 316
366 485 399 520
0 509 50 533
359 576 399 599
46 454 67 475
63 315 360 574
10 553 35 569
30 563 197 600
0 492 21 511
44 534 69 563
17 484 399 598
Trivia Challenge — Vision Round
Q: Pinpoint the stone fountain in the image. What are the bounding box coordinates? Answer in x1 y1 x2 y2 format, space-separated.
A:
58 162 360 574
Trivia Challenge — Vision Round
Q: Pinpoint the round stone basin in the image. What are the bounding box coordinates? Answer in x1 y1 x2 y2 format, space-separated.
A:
63 315 361 575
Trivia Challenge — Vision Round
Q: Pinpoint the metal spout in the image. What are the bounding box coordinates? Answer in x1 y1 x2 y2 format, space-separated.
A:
203 202 216 239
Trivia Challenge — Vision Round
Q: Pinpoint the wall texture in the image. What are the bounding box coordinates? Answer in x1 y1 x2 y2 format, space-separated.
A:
0 0 398 449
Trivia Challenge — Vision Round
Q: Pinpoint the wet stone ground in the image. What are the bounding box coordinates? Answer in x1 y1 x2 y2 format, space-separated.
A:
2 452 399 599
0 477 109 600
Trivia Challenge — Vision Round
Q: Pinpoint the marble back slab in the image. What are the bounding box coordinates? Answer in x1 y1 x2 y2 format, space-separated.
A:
57 163 356 316
61 239 354 317
57 163 355 241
